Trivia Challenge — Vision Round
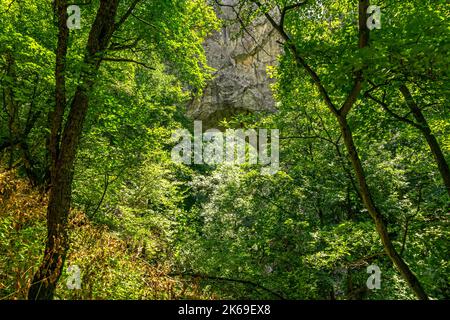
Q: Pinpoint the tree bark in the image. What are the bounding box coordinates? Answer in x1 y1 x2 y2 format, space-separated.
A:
337 115 429 300
399 85 450 197
28 0 120 300
4 50 19 169
47 0 69 185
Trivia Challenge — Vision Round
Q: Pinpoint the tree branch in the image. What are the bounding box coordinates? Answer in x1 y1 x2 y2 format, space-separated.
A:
170 272 286 300
338 0 370 117
115 0 141 31
1 0 17 14
280 135 334 144
214 0 272 57
400 184 422 256
102 57 154 69
108 37 141 51
251 0 338 116
280 1 307 28
365 92 422 130
130 12 158 29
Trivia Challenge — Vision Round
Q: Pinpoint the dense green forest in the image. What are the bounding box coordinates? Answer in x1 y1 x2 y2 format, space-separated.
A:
0 0 448 301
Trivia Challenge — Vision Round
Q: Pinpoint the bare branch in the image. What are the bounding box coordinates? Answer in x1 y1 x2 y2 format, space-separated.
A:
214 0 273 57
251 0 338 116
280 1 307 27
102 57 154 69
130 12 158 29
108 37 141 51
170 273 286 300
279 135 334 144
365 92 421 129
1 0 17 14
115 0 141 31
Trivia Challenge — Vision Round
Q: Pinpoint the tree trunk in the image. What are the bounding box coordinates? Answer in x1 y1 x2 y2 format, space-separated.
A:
337 115 429 300
27 91 90 300
399 85 450 197
4 50 19 169
47 0 69 185
28 0 120 300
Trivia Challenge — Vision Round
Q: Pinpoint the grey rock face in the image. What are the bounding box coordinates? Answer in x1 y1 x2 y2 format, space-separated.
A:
187 1 281 128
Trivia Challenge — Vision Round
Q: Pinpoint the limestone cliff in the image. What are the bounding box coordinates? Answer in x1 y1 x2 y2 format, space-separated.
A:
187 1 281 127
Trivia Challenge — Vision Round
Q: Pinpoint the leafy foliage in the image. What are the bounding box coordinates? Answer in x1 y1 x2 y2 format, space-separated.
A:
0 0 448 300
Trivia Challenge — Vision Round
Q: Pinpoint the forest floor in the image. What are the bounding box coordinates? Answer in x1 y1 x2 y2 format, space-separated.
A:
0 169 213 300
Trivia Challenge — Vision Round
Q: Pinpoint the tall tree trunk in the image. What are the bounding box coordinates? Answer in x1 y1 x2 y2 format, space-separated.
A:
27 90 90 300
47 0 69 185
4 50 18 168
399 85 450 197
337 115 429 300
28 0 120 300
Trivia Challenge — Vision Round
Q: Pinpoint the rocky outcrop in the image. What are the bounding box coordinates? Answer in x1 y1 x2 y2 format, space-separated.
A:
187 1 281 128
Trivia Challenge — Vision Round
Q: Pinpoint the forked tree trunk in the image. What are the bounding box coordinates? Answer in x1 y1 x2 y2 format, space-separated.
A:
28 90 91 300
28 0 120 300
252 0 429 299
